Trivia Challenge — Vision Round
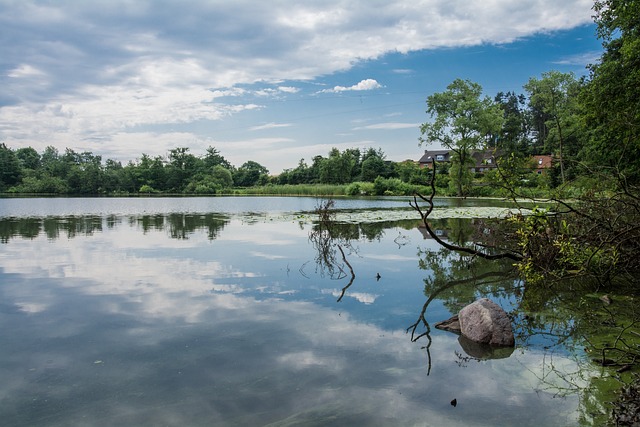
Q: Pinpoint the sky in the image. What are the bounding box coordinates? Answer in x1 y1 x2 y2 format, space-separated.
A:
0 0 604 174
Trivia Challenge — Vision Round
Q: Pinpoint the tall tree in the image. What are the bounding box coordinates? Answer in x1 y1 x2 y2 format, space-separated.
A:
15 147 41 170
360 148 387 182
581 0 640 185
203 146 232 170
0 143 22 189
420 79 504 196
319 148 356 184
494 91 531 155
40 146 67 178
233 160 269 187
524 71 582 185
167 147 199 191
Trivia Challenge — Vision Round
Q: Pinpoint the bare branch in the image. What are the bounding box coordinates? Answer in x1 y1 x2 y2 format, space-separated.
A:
411 158 523 262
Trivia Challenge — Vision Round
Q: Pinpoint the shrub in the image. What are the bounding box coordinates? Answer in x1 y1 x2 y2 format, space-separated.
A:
345 182 361 196
139 184 157 194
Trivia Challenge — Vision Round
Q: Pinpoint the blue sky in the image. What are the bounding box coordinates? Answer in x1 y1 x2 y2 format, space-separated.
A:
1 1 603 174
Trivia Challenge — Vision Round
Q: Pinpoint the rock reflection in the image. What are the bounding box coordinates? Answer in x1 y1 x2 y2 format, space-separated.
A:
457 335 515 360
408 216 524 374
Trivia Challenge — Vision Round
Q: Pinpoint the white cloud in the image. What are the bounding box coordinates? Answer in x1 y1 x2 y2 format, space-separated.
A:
0 0 596 171
253 86 301 97
277 86 300 93
553 51 603 66
249 122 293 131
354 122 419 130
320 78 383 93
7 64 46 78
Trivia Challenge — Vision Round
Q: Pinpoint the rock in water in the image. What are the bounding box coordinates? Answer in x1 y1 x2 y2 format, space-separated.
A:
458 298 514 347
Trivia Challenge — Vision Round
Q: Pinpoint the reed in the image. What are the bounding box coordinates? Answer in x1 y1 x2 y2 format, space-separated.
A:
223 184 348 196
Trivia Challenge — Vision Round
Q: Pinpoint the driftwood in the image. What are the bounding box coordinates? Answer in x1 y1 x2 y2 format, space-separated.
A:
410 158 523 262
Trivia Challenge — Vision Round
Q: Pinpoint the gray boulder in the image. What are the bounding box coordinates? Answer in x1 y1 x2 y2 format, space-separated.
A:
458 298 514 347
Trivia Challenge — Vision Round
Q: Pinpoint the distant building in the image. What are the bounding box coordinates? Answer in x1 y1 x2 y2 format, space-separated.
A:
418 150 451 168
470 150 497 174
532 155 553 174
418 149 554 174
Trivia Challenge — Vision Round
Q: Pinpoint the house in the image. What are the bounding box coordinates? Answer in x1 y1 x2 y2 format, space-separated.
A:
418 150 451 168
419 149 553 175
419 149 497 173
470 150 497 174
532 155 553 174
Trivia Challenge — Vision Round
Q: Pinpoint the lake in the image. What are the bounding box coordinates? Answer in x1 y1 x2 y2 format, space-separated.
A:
0 196 592 426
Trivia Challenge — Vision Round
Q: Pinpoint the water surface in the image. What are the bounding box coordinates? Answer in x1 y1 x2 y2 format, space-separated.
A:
0 197 588 426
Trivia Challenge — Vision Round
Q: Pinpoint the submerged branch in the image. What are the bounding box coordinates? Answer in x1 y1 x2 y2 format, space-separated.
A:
411 159 523 262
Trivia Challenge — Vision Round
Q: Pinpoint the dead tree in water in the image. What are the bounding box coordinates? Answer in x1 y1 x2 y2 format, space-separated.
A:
308 199 356 301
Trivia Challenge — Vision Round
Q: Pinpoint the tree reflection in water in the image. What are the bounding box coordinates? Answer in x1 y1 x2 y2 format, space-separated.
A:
0 213 230 242
307 199 627 424
307 199 358 302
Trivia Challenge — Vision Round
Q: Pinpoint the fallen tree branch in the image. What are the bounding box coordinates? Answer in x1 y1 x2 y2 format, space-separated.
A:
411 158 523 262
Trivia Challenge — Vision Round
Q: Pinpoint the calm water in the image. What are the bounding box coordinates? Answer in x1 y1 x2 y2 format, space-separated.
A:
0 197 588 426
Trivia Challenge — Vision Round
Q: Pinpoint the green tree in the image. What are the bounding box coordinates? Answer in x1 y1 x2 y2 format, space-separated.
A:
233 160 269 187
494 91 531 155
211 165 233 188
102 159 123 193
308 155 324 184
203 146 232 170
166 147 199 191
420 79 504 196
319 148 356 184
0 143 22 190
524 71 582 185
343 148 361 182
40 146 68 178
278 159 311 185
15 147 41 170
360 148 387 182
581 0 640 185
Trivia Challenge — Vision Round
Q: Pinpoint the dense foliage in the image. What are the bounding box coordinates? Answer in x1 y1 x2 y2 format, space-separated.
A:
510 0 640 290
0 142 436 195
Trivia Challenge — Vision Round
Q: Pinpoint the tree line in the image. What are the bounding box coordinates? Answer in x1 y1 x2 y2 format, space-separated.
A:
0 142 435 195
0 69 604 198
0 66 618 197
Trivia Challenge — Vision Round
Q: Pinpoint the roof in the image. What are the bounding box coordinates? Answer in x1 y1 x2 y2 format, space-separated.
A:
533 155 553 169
418 150 451 164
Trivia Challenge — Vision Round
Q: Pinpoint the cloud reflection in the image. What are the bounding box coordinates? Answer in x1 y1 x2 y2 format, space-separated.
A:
0 217 586 426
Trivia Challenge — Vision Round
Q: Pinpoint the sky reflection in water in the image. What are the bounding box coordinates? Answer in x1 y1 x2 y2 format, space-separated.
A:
0 198 585 426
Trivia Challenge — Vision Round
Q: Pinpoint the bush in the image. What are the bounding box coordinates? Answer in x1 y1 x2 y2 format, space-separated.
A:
139 184 158 194
373 177 412 195
345 182 361 196
346 181 375 196
435 174 450 189
10 176 69 194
